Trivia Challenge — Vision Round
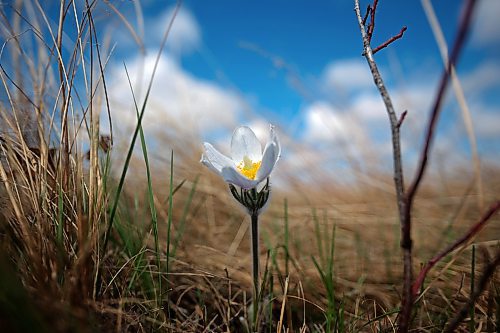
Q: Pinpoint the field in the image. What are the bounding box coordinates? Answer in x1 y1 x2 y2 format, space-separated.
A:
0 1 499 332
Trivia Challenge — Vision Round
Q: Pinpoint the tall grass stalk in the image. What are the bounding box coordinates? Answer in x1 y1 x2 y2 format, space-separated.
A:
124 63 162 308
171 175 198 258
312 218 340 332
165 150 174 317
312 208 325 266
283 198 294 330
284 198 289 277
100 1 181 288
470 244 475 332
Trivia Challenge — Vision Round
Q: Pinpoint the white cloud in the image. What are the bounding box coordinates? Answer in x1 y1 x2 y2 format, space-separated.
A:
472 107 500 138
302 102 350 142
295 54 500 181
301 101 367 148
471 0 500 46
153 6 201 55
461 61 500 95
351 93 386 120
322 59 374 92
107 5 201 58
299 68 444 174
106 54 243 138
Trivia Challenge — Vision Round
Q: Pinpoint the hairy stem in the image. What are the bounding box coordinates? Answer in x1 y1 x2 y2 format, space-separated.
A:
251 211 260 329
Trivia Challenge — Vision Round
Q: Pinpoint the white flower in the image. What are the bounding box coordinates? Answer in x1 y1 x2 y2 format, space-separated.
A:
201 125 280 189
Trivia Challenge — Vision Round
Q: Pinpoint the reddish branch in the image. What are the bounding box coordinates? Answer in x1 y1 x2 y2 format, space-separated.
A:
361 0 406 56
366 0 378 42
362 5 371 26
405 0 477 207
397 110 408 128
355 0 479 332
373 26 407 54
412 201 500 297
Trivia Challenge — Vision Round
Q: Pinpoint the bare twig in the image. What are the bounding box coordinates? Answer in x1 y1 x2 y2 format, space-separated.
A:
354 0 478 331
444 250 500 333
362 5 371 26
412 201 500 297
354 1 409 330
372 26 407 54
366 0 378 42
397 110 408 129
354 1 405 215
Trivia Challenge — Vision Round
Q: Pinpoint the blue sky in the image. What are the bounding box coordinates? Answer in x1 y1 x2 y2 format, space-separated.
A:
1 0 499 184
96 0 499 177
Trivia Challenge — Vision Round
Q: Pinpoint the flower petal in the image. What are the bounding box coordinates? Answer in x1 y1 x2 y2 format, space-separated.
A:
221 166 260 189
255 142 278 181
231 126 262 163
255 125 280 181
201 143 233 175
270 125 281 158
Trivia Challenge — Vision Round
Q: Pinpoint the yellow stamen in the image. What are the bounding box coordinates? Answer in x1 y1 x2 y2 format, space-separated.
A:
237 155 261 180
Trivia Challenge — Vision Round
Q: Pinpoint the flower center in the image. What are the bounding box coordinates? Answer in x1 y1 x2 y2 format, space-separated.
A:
237 155 261 180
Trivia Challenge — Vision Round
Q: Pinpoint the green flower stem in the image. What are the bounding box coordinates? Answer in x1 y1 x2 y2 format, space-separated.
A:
251 210 260 329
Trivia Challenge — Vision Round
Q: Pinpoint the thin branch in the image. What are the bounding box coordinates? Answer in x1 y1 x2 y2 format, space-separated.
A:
367 0 378 42
354 2 409 329
397 110 408 129
354 1 405 210
354 1 478 332
362 5 371 26
444 250 500 333
372 26 407 54
421 0 484 211
412 200 500 297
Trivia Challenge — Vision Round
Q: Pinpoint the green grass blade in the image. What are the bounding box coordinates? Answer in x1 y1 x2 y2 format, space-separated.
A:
312 208 325 267
123 63 161 305
311 255 326 286
165 150 174 317
171 175 198 258
327 223 336 282
100 0 182 264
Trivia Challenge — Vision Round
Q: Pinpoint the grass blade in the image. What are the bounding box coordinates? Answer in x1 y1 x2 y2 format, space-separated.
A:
171 175 198 258
123 63 162 307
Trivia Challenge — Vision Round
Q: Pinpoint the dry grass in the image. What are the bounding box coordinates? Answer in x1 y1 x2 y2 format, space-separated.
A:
0 1 499 332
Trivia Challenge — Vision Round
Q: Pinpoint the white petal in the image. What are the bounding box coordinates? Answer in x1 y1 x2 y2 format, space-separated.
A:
231 126 262 163
201 155 222 176
255 142 278 181
221 166 260 189
270 125 281 159
201 143 233 175
255 125 280 181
